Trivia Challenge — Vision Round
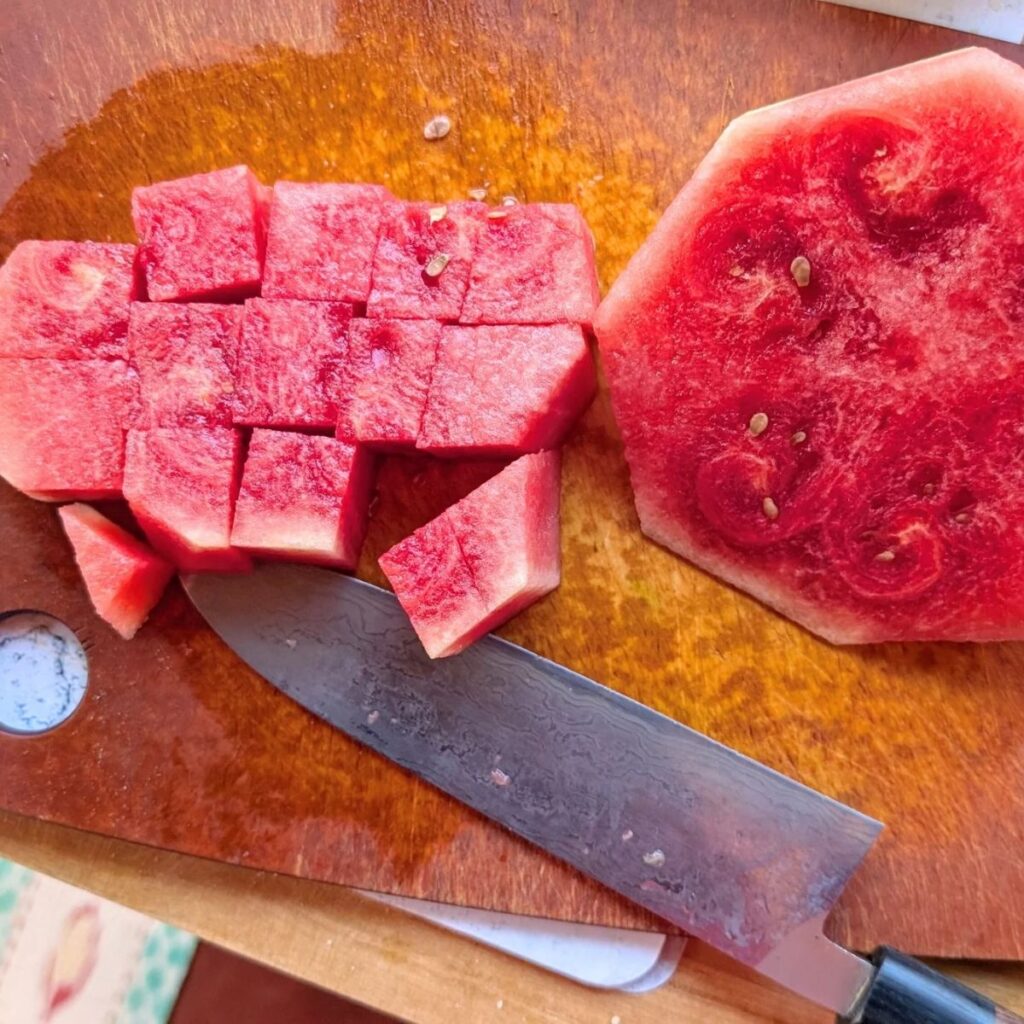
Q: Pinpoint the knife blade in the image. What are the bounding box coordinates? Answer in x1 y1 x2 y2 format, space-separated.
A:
184 564 1019 1023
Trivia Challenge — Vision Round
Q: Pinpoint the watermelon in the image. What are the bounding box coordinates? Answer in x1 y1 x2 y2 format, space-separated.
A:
234 299 352 429
58 503 174 639
132 165 266 303
123 426 250 572
231 429 373 568
594 47 1024 643
262 182 393 305
0 359 134 500
367 201 483 320
0 241 138 360
461 204 600 325
128 303 242 427
380 451 560 658
336 318 442 449
417 323 595 456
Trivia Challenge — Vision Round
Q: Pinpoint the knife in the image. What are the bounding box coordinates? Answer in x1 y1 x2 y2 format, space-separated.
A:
184 564 1022 1023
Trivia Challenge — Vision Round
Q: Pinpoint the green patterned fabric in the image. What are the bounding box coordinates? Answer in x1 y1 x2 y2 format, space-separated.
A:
117 921 198 1024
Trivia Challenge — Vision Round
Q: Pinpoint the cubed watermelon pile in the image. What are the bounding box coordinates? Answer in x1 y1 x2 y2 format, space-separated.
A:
0 166 598 652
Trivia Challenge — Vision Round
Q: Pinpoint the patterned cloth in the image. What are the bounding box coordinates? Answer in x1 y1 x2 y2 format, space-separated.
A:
0 857 195 1023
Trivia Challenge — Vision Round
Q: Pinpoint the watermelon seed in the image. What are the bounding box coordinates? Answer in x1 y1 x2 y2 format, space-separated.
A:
468 187 488 201
424 252 452 277
748 412 769 436
501 195 518 207
428 205 448 224
955 512 970 523
791 430 807 445
487 208 510 220
762 497 780 520
728 264 744 278
875 145 888 158
423 115 451 141
923 483 936 495
875 549 896 562
790 256 812 288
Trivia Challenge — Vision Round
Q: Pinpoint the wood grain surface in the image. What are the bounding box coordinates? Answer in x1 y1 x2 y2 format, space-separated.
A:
1 0 1023 959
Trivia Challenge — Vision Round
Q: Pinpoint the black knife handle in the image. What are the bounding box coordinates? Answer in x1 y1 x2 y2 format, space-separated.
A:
840 947 1023 1024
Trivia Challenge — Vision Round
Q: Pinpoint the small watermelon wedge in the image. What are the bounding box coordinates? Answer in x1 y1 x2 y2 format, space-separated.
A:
380 451 560 658
595 48 1024 643
231 429 373 568
123 426 250 572
59 503 174 639
417 324 595 456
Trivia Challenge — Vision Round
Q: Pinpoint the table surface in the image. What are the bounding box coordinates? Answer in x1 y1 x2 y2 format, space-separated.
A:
1 810 1023 1023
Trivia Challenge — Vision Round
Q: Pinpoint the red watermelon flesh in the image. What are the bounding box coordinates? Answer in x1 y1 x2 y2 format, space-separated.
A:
58 503 174 639
234 299 352 429
417 323 595 456
0 241 138 360
132 165 265 303
367 201 484 320
128 303 242 428
336 318 441 450
379 451 561 658
231 429 373 568
262 182 393 305
594 47 1024 643
123 426 250 572
460 204 600 326
0 358 134 500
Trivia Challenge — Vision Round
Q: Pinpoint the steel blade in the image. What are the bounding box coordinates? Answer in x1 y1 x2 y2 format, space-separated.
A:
184 564 882 1013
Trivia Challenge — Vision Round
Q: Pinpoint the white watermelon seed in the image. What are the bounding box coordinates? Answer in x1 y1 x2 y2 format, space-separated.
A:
428 205 448 224
875 145 888 158
955 512 970 523
501 195 518 207
748 412 769 436
487 208 510 220
790 255 812 288
875 549 896 562
424 252 451 277
923 483 936 495
791 430 807 445
729 264 744 278
468 186 487 201
423 115 451 141
762 497 779 520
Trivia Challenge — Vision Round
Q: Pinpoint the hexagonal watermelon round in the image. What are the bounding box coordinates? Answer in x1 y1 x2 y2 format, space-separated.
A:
595 48 1024 644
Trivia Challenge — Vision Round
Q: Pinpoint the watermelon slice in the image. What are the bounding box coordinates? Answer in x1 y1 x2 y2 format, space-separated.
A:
417 323 595 456
461 204 600 325
231 429 373 568
234 299 352 429
262 182 393 305
0 241 138 360
132 165 265 303
0 358 134 500
128 303 242 427
58 503 174 639
594 47 1024 643
379 451 560 658
123 426 250 572
335 318 442 450
367 201 483 320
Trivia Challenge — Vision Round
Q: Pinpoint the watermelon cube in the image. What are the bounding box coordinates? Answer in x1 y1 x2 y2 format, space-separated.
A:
380 451 561 658
128 303 242 427
335 318 441 450
262 181 393 305
461 204 600 325
58 503 174 639
132 165 266 302
0 241 138 360
231 429 373 568
234 299 352 429
123 426 250 572
417 323 596 456
367 201 483 320
0 358 134 500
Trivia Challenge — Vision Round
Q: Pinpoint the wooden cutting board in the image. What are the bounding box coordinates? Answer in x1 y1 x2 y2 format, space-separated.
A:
2 0 1024 959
